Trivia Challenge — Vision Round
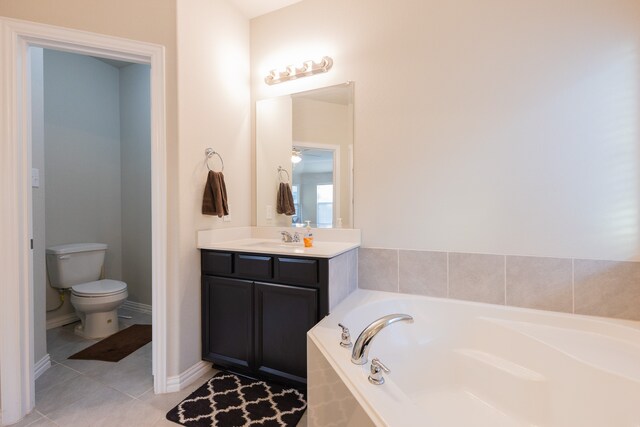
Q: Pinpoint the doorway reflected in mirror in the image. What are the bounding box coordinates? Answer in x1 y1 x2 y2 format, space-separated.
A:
291 145 338 228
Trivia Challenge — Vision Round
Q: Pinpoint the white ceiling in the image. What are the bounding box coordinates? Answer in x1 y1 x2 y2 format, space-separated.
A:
227 0 304 19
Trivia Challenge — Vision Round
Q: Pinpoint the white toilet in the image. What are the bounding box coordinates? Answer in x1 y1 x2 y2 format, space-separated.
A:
46 243 128 339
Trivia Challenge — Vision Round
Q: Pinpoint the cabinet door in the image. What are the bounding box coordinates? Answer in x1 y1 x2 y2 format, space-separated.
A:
202 276 253 371
254 282 318 384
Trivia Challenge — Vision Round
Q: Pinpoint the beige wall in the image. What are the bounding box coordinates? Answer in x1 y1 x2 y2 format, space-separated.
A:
1 0 251 376
256 96 293 227
251 0 640 262
175 0 250 374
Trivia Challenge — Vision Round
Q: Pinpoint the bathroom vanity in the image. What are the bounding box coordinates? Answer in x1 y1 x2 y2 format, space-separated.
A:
198 227 359 388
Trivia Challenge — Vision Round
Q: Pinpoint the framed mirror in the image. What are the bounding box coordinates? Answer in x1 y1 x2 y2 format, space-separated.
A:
256 82 354 228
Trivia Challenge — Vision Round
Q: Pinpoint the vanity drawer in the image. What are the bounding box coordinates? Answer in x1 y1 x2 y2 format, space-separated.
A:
202 251 233 275
235 254 273 280
276 257 319 286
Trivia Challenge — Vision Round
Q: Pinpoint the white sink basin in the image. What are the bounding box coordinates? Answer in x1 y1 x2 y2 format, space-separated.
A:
244 240 304 249
241 240 308 253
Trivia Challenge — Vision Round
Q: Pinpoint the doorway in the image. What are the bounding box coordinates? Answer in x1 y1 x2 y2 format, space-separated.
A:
31 45 154 404
0 18 168 425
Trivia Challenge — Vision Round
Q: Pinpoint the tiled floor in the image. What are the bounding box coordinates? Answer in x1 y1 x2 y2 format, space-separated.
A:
13 308 308 427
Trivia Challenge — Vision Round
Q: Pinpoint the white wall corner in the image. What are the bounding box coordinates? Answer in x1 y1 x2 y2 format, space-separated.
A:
46 313 79 330
122 300 152 315
34 354 51 381
165 361 213 393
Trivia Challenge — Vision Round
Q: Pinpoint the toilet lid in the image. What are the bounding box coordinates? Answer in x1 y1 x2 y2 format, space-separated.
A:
72 279 127 297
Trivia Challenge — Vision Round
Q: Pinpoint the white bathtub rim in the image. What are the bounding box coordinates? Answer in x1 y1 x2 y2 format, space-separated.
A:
339 289 640 333
308 329 423 427
308 289 640 427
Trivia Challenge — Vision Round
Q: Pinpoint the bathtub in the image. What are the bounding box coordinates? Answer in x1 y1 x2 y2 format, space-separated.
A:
306 289 640 427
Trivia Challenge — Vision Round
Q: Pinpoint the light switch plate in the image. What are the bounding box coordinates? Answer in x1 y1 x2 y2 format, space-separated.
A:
31 168 40 188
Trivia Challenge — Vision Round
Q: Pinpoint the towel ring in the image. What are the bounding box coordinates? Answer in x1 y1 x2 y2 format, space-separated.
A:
205 148 224 172
277 166 290 183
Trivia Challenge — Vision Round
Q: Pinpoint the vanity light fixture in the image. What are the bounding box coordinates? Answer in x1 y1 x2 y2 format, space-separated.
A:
265 56 334 85
291 148 302 164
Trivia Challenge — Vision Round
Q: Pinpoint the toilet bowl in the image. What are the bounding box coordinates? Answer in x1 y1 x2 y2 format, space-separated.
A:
46 243 129 339
70 279 128 338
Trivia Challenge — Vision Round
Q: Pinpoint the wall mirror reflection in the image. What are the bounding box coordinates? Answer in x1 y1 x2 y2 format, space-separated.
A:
256 82 354 228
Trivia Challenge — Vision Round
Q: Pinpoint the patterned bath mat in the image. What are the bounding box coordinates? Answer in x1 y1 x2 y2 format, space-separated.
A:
166 372 306 427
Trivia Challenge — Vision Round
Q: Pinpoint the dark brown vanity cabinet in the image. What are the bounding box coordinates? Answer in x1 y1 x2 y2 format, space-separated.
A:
201 249 329 387
201 276 253 370
254 282 318 383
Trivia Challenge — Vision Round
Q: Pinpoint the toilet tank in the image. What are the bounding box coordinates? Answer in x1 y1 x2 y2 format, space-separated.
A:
46 243 108 288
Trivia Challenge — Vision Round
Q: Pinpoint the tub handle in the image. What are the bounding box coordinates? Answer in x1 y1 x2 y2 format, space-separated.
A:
338 323 353 348
369 358 390 385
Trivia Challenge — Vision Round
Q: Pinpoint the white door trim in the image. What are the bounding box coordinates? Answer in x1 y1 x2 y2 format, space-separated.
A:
0 18 168 425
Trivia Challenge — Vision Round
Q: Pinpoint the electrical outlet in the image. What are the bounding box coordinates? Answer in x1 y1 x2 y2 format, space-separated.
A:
266 205 273 220
223 215 231 222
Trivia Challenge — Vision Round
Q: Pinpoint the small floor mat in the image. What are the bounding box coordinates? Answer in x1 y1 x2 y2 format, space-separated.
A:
166 372 306 427
68 324 152 362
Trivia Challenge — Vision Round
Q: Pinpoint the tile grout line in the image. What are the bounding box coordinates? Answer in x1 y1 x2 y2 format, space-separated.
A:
396 249 400 293
572 258 575 314
37 413 60 427
446 252 450 298
56 361 85 376
503 255 507 305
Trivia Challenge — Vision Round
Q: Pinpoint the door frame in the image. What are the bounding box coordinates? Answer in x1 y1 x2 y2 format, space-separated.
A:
293 141 341 227
0 18 168 425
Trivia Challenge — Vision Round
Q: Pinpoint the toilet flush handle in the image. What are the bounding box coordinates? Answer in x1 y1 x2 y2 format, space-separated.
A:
58 255 70 260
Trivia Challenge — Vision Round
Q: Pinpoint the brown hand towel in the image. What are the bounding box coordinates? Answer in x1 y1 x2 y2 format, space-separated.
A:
276 182 296 216
202 170 229 217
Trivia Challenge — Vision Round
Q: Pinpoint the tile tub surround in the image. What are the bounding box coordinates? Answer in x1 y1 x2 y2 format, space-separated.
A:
358 248 640 321
449 253 504 305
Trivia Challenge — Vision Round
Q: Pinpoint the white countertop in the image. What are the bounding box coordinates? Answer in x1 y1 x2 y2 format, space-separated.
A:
197 227 361 258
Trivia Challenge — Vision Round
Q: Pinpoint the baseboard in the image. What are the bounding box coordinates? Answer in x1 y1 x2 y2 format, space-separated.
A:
34 354 51 380
166 360 213 393
46 312 79 330
121 300 152 315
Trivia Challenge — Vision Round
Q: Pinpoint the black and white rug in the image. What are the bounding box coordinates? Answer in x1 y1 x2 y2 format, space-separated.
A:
166 372 307 427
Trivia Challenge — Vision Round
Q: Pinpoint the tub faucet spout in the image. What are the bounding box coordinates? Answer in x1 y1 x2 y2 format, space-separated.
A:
351 313 413 365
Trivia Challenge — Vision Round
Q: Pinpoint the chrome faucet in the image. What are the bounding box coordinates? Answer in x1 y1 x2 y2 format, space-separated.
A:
351 313 414 365
280 230 300 243
368 358 390 385
338 323 352 348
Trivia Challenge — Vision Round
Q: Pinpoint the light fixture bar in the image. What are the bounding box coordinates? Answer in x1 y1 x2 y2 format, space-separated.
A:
265 56 333 85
